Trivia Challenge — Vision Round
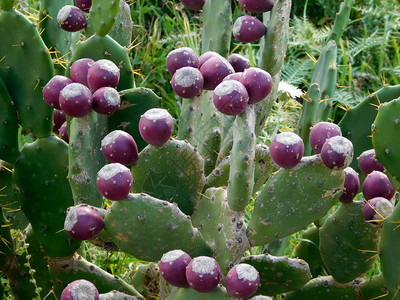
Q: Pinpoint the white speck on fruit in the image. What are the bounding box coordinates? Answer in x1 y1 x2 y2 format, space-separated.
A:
101 130 124 147
174 67 200 88
57 5 73 23
191 256 216 274
97 59 119 75
214 80 242 97
98 163 127 181
103 87 120 106
161 250 186 263
69 280 98 300
275 132 302 146
235 263 259 282
64 206 78 232
144 108 171 121
60 83 88 100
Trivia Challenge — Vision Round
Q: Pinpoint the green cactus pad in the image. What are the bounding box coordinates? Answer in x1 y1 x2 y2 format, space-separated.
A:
0 9 54 137
12 136 80 258
360 274 393 300
90 0 120 36
240 254 311 296
284 276 361 300
167 286 233 300
108 87 161 151
104 193 213 261
191 187 250 273
68 111 107 207
108 0 133 47
0 0 14 10
247 155 345 246
0 205 14 270
131 139 205 215
319 201 381 283
130 263 160 299
253 144 277 194
68 34 134 91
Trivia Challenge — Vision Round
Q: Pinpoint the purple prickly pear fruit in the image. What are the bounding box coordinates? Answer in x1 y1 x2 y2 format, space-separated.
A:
101 130 138 166
166 47 200 75
269 132 304 169
53 109 66 134
213 80 249 116
43 75 73 110
223 72 243 82
70 58 95 87
61 279 99 300
339 167 360 204
233 16 267 44
171 67 204 98
200 56 234 90
64 205 104 241
92 87 121 115
159 249 192 288
59 121 69 143
57 5 87 32
362 170 395 201
358 149 384 175
75 0 92 12
228 54 251 73
199 51 222 68
238 0 274 13
181 0 206 10
240 67 272 104
363 197 394 223
185 256 221 293
309 122 342 154
139 108 174 146
59 83 93 118
320 136 353 169
226 263 260 299
96 163 133 201
87 59 120 92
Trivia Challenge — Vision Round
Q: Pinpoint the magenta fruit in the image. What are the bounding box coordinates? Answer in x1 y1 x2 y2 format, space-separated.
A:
59 121 69 143
185 256 221 293
228 54 251 72
96 163 133 201
57 5 87 32
226 263 260 299
70 58 95 87
171 66 204 98
238 0 275 13
200 56 234 90
213 80 249 116
59 82 93 118
166 47 200 75
53 109 66 134
198 51 222 68
92 87 121 115
223 72 243 82
233 16 267 44
43 75 73 110
339 167 360 204
309 122 342 154
61 279 99 300
269 132 304 169
87 59 120 92
358 149 384 175
320 136 353 169
363 197 394 223
64 205 104 241
362 170 395 201
139 108 174 146
240 67 272 104
75 0 92 12
181 0 206 10
159 249 192 288
101 130 138 166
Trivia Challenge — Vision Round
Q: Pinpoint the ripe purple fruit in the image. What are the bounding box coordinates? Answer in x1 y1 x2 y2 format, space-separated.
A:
57 5 87 32
61 279 99 300
70 58 95 87
238 0 275 13
64 205 104 241
75 0 92 12
96 163 133 201
92 87 121 115
159 249 192 288
358 149 384 175
171 67 204 98
59 121 69 143
43 75 73 109
200 56 234 90
185 256 221 293
139 108 174 146
181 0 206 10
363 197 394 223
240 67 272 104
309 122 342 154
226 264 260 299
362 170 395 201
228 54 251 72
320 136 353 169
53 109 66 134
101 130 138 166
269 132 304 169
87 59 120 92
213 80 249 116
166 47 200 75
233 16 267 43
59 83 93 118
339 167 360 204
223 72 243 82
198 51 222 68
